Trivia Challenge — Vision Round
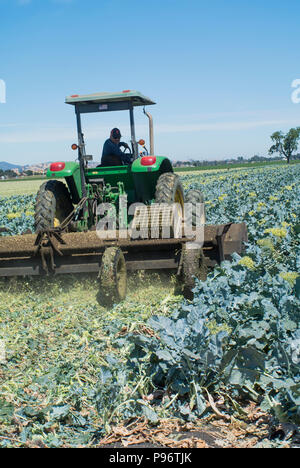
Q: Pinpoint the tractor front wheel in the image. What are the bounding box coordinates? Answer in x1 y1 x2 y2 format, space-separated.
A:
35 180 73 232
98 247 127 306
176 244 207 300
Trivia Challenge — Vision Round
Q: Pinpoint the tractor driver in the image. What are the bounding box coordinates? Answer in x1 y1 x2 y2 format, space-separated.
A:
101 128 132 166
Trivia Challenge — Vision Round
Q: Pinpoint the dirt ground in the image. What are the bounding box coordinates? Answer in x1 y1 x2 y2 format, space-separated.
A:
96 412 300 449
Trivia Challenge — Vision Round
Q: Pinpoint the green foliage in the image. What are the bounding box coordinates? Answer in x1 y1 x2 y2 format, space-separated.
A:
0 194 35 234
0 163 299 446
98 164 300 428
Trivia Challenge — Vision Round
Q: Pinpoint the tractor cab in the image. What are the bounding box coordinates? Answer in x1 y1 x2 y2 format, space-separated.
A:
65 89 156 165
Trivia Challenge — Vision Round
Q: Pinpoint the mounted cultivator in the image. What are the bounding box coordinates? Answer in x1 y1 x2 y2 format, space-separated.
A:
0 91 248 304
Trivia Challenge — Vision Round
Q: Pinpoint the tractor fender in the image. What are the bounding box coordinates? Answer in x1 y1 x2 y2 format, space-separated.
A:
131 156 173 174
46 162 82 204
131 156 173 202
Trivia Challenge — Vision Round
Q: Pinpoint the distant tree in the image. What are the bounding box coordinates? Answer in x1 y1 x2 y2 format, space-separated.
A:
269 127 300 164
250 155 261 162
4 170 17 178
24 170 33 176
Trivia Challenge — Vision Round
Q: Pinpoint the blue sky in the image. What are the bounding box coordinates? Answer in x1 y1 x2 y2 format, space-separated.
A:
0 0 300 164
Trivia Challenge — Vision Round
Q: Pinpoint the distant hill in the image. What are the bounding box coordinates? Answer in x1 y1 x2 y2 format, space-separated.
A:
0 161 23 171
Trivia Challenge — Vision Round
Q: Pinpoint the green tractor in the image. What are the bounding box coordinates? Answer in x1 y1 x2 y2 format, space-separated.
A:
0 90 248 305
35 90 187 234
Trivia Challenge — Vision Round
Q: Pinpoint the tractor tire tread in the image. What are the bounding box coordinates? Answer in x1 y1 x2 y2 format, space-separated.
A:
176 245 207 300
98 247 127 306
34 180 73 232
185 188 206 227
155 172 184 205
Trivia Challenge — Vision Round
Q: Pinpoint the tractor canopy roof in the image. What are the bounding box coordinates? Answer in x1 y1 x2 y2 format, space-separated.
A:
65 90 155 107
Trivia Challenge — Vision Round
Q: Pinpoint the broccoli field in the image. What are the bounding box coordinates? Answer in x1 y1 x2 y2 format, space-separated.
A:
0 163 299 448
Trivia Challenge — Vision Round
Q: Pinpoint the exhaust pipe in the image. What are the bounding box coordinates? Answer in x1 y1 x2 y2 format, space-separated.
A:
143 108 154 155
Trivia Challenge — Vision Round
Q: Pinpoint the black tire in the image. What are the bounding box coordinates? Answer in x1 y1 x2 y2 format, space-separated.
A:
98 247 127 306
155 172 184 206
34 180 73 232
185 189 206 227
175 244 207 300
154 173 185 238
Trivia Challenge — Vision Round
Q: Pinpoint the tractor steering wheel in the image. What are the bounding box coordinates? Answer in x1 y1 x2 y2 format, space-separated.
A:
121 144 134 164
122 145 132 154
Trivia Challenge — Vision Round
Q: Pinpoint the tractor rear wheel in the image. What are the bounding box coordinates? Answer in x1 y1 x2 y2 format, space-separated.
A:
155 172 185 207
98 247 127 306
185 189 206 227
176 244 207 300
155 172 185 237
34 180 73 232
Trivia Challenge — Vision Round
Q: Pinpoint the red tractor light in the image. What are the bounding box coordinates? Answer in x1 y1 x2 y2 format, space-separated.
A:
141 156 156 166
50 162 66 172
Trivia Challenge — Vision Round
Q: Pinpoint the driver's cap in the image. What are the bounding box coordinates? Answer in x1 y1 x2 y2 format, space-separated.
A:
111 128 121 139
